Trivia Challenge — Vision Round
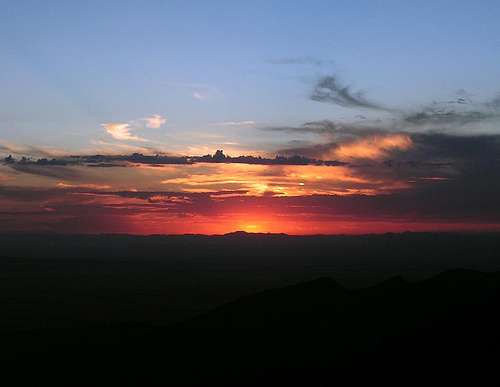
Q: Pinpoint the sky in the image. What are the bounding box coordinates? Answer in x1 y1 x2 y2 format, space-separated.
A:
2 0 500 234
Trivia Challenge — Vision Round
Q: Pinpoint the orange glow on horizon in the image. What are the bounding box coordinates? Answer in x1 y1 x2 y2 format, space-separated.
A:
121 208 500 236
3 145 498 236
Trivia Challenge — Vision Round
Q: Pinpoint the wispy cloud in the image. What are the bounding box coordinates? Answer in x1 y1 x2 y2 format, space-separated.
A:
102 123 147 142
403 100 499 127
485 93 500 110
143 114 167 129
265 120 378 137
8 163 81 180
57 182 112 190
309 74 500 131
193 91 207 101
101 113 167 142
311 75 392 111
0 140 69 158
268 56 335 67
213 120 257 127
88 140 160 155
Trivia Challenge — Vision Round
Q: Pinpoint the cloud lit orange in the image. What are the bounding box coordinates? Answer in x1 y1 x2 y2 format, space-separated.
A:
330 134 413 160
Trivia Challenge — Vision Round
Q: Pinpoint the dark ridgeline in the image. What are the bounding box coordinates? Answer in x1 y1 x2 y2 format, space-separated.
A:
1 232 500 385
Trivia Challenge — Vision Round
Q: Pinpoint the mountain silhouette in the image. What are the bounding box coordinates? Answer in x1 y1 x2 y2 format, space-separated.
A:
3 269 500 385
223 230 289 237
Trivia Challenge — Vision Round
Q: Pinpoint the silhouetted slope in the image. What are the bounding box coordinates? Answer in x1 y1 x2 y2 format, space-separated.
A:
175 269 500 358
3 269 500 385
3 233 500 334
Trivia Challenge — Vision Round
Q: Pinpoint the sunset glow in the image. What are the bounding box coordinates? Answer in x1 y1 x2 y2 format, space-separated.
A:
331 134 413 160
3 4 500 385
2 2 500 235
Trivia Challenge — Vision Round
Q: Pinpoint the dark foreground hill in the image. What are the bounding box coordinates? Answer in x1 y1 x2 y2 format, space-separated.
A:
3 269 500 385
1 232 500 332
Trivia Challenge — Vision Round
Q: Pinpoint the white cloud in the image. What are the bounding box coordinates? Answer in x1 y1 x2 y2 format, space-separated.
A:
144 114 167 129
193 91 207 101
102 113 167 142
102 123 147 142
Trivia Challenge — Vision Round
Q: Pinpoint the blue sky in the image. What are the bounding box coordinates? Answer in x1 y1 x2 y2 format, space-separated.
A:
2 0 500 154
3 1 500 234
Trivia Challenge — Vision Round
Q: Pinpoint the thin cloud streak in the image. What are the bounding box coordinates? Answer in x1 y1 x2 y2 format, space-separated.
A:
308 73 500 132
268 56 335 67
311 75 394 112
214 121 257 127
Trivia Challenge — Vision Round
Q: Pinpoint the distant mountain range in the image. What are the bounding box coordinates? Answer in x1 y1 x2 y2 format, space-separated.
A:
222 230 289 237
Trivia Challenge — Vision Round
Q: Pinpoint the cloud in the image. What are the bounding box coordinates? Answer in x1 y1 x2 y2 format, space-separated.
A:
268 56 335 67
102 113 168 142
1 150 346 168
311 75 392 111
276 142 339 159
0 170 10 183
271 84 500 138
87 140 160 155
193 92 207 101
3 177 500 234
0 140 69 158
396 93 500 134
331 134 413 160
308 74 500 132
266 120 382 138
403 102 496 127
214 121 257 127
102 123 147 142
3 132 500 233
276 132 413 161
143 114 167 129
485 93 500 110
56 182 112 190
307 74 500 134
8 163 81 180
